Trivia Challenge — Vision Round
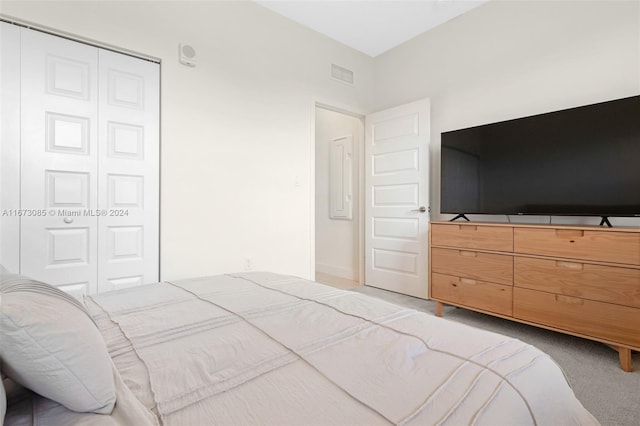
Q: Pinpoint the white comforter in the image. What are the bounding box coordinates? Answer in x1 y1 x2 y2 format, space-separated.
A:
8 272 599 425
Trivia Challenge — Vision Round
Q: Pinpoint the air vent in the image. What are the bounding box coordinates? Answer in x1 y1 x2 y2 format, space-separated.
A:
331 64 354 85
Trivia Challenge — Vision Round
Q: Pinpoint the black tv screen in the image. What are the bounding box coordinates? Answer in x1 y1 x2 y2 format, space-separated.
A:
440 95 640 217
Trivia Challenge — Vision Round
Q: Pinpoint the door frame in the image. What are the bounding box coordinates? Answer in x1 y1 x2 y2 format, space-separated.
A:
310 99 366 284
0 22 21 273
0 16 160 63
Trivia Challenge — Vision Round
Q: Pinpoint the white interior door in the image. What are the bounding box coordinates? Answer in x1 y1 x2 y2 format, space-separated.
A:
365 99 430 298
97 50 159 292
20 29 99 297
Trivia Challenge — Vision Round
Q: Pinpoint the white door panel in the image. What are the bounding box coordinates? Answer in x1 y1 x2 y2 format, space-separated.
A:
20 29 99 293
98 49 159 292
365 99 430 298
6 25 159 297
57 282 90 300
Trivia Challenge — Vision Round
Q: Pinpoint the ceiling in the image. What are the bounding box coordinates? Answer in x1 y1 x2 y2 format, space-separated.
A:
254 0 489 57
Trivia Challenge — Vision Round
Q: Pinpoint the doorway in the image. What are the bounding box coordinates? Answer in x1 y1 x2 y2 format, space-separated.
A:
314 105 364 289
312 99 430 297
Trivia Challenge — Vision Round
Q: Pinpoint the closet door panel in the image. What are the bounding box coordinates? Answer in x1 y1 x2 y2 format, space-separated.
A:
20 29 98 295
97 49 159 292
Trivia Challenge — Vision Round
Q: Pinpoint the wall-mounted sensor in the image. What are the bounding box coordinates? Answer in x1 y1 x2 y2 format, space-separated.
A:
179 43 196 67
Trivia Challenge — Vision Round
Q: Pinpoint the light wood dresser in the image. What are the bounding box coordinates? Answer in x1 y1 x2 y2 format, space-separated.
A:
429 221 640 372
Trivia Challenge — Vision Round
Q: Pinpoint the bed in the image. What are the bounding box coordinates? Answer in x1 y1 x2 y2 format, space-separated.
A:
1 270 598 425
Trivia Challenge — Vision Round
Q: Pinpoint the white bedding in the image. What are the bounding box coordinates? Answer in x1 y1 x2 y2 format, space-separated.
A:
5 272 598 425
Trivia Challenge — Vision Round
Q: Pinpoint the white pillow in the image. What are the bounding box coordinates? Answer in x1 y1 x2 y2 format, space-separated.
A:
0 270 116 414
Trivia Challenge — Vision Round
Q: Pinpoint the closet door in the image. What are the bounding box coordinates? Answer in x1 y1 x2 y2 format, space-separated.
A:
97 50 159 291
14 26 160 297
20 30 99 297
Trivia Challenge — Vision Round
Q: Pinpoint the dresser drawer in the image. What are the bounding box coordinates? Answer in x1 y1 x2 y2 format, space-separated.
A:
513 288 640 348
431 273 512 316
431 247 513 285
431 223 513 252
514 257 640 308
514 228 640 265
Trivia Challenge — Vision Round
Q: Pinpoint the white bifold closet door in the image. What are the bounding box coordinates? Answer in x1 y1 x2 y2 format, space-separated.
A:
97 50 159 293
16 27 159 297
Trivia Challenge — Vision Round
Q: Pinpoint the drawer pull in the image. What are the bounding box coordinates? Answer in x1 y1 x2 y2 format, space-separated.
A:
556 261 583 270
460 278 477 285
459 250 478 257
555 295 584 305
460 225 478 231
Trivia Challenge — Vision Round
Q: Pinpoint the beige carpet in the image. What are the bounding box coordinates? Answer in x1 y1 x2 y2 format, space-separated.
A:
315 272 359 290
352 285 640 426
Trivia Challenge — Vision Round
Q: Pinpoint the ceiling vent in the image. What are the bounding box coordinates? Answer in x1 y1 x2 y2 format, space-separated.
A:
331 64 354 85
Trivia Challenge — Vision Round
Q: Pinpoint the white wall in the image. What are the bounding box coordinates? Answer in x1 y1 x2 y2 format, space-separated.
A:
3 0 639 282
373 0 640 227
0 1 374 280
314 107 362 281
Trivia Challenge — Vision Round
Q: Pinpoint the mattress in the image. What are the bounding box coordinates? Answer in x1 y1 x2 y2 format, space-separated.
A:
5 272 598 425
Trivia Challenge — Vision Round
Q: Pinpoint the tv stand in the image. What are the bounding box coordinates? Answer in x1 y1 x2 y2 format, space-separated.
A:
449 214 470 222
430 221 640 372
599 216 612 227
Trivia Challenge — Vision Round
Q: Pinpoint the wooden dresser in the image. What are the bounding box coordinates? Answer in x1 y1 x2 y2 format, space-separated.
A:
429 221 640 372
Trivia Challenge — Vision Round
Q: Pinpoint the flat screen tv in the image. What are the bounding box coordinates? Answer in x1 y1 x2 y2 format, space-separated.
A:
440 95 640 221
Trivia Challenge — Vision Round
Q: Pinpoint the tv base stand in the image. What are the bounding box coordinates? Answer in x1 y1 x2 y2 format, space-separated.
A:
599 216 612 227
449 214 470 222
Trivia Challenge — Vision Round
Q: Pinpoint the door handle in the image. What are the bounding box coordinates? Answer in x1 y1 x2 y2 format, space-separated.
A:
411 206 427 213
